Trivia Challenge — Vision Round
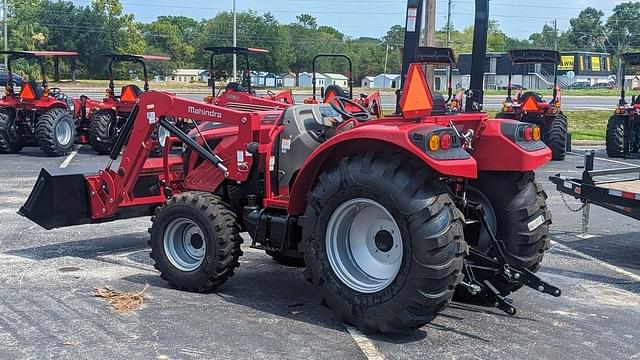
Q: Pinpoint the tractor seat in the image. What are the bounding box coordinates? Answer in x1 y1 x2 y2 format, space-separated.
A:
519 91 543 103
431 92 447 115
226 82 247 93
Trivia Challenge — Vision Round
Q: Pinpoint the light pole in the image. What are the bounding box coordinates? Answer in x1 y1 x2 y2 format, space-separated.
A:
3 0 7 69
232 0 237 82
383 44 390 88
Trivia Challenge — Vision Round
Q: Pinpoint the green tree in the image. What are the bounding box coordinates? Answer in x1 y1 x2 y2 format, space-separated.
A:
566 8 606 51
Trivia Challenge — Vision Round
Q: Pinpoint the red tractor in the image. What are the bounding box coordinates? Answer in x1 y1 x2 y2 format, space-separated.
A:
304 54 383 118
88 54 171 154
20 0 559 333
203 47 294 111
497 49 568 160
606 53 640 158
0 51 94 156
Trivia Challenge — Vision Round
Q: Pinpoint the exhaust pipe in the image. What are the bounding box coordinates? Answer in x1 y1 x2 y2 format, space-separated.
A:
18 169 94 230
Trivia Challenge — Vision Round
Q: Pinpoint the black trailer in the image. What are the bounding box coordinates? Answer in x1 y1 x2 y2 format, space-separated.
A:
550 151 640 221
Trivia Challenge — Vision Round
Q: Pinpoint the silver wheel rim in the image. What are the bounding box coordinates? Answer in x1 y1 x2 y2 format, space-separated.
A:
164 218 207 272
326 198 403 294
55 119 73 146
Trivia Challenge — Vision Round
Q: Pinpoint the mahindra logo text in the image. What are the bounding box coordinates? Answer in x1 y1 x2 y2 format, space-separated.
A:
188 106 223 119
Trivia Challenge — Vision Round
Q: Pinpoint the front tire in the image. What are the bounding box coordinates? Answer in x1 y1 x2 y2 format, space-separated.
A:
35 108 76 157
0 110 23 153
606 115 627 158
149 192 243 292
89 110 118 155
545 112 568 161
301 153 466 332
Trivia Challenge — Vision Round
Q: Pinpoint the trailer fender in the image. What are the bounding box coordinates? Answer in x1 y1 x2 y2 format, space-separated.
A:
287 124 477 215
473 118 552 171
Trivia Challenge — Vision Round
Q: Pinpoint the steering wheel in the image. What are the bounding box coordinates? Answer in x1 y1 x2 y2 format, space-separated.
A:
267 89 276 97
329 96 372 122
49 87 61 97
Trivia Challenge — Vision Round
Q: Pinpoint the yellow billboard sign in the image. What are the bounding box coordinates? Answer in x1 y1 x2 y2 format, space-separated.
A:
559 55 575 71
592 56 601 72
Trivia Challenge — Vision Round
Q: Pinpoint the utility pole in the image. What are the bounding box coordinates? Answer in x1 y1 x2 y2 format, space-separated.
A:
3 0 7 69
446 0 452 46
553 19 558 51
424 0 436 89
383 43 390 88
232 0 237 82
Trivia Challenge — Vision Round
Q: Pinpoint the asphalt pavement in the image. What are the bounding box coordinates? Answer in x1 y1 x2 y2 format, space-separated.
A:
0 146 639 359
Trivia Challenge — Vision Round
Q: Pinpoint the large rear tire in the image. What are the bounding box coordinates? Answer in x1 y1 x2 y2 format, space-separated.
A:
466 171 551 296
301 153 466 332
545 112 568 161
149 192 243 292
0 110 23 153
88 110 117 155
606 114 627 158
35 108 76 157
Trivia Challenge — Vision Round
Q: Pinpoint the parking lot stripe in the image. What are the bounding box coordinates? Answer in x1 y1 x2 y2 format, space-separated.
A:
59 145 81 168
344 325 385 360
568 151 638 168
551 241 640 283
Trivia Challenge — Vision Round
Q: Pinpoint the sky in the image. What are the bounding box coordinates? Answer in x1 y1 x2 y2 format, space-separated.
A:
73 0 629 40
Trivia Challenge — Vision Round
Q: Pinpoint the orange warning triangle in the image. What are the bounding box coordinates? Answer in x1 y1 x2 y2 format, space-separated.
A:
400 64 433 118
121 86 138 102
521 96 539 112
19 83 36 101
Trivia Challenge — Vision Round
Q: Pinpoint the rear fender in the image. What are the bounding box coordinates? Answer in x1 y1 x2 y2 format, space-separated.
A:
473 118 551 171
287 124 477 215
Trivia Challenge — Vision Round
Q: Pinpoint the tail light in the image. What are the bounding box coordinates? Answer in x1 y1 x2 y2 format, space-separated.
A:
533 127 541 141
440 133 452 150
524 127 533 141
516 125 541 142
428 134 440 151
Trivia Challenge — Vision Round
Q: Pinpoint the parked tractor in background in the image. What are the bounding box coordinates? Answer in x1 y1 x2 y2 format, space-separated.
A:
88 54 171 154
497 50 568 160
305 54 383 118
606 53 640 158
19 0 560 333
203 47 294 112
0 51 94 157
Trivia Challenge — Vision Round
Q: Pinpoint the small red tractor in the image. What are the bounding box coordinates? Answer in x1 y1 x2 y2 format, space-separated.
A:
304 54 383 118
0 51 94 156
203 47 294 111
88 54 171 154
606 53 640 158
497 49 568 160
20 0 559 333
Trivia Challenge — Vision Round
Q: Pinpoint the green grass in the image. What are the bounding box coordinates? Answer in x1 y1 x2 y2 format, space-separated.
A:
487 110 611 141
484 89 620 97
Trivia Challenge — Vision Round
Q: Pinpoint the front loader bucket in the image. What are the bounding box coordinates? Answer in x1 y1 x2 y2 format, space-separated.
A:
18 169 93 230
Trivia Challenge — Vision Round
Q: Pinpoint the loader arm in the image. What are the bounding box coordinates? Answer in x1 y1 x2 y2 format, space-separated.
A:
91 91 262 219
20 91 262 229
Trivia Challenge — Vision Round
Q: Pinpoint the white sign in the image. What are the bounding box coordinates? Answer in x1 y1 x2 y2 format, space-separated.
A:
407 8 417 32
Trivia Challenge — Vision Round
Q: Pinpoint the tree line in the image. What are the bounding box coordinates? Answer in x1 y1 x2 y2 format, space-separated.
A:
7 0 640 81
